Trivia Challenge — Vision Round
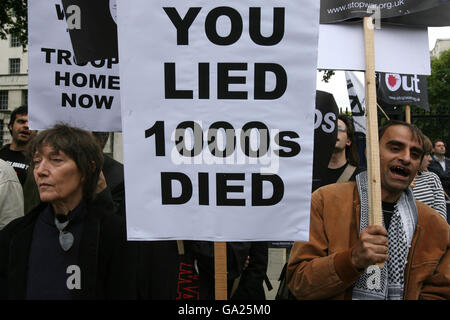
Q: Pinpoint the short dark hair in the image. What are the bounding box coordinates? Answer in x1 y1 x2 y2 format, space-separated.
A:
92 131 109 150
28 124 104 202
433 139 446 148
338 114 359 167
378 120 425 159
8 105 28 133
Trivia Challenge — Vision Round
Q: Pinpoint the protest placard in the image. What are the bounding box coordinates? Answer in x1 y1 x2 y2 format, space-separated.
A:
318 23 430 75
117 0 320 241
28 0 122 131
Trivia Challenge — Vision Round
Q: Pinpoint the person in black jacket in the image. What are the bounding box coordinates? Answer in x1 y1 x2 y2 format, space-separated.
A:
428 139 450 199
92 132 125 214
137 240 268 300
0 124 136 299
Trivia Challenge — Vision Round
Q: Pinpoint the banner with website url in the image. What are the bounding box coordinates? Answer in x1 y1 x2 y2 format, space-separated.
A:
320 0 450 26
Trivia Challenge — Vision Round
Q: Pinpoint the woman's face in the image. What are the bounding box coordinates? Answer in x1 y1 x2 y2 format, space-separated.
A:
420 153 432 171
33 144 84 212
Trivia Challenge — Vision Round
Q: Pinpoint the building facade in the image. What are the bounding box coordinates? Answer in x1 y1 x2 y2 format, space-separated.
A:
431 38 450 58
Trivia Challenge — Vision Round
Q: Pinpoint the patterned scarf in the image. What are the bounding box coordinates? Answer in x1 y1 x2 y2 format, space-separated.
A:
352 172 418 300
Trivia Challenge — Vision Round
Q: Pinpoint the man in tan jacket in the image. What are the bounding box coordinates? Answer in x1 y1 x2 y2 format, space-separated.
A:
287 120 449 300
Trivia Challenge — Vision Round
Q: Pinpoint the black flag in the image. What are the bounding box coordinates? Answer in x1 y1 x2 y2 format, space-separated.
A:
377 72 429 110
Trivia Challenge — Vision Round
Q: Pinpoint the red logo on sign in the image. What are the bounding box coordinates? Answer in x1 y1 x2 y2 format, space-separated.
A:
388 75 397 87
385 74 401 91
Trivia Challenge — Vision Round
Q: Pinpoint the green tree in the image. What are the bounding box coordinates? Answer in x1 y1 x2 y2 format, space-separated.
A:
319 69 335 83
0 0 27 47
412 49 450 154
428 50 450 112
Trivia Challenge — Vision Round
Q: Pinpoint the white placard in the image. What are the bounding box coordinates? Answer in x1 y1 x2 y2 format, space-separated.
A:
28 0 122 131
318 23 431 75
118 0 320 241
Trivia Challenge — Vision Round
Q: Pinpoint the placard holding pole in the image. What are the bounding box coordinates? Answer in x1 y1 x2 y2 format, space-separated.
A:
405 105 411 123
214 242 227 300
364 16 384 267
363 17 383 228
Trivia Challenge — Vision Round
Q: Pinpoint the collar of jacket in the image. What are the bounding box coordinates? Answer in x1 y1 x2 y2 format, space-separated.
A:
7 201 103 300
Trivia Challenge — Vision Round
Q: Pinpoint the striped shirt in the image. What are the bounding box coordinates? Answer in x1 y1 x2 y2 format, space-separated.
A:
412 171 447 220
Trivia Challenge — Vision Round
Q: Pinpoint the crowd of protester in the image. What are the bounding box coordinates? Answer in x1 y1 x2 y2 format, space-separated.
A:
0 105 448 300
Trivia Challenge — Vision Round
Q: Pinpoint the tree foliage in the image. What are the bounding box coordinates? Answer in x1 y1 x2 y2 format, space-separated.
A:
319 69 335 83
411 49 450 153
0 0 27 47
427 50 450 112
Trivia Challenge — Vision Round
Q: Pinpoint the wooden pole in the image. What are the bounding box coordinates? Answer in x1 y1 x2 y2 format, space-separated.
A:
176 240 185 255
405 105 411 123
363 17 384 232
214 242 228 300
377 103 390 121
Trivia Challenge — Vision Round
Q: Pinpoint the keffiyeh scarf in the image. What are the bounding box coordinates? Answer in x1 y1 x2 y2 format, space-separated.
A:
352 172 418 300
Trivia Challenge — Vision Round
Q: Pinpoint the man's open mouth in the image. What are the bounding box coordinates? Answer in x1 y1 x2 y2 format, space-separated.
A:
390 166 410 178
19 131 30 137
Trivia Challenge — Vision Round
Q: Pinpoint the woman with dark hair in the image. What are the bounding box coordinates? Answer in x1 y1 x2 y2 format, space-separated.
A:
0 124 136 299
